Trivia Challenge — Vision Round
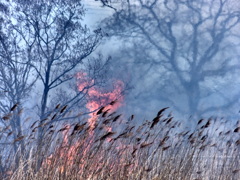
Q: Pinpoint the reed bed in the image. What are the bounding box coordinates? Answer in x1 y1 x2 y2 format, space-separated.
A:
0 106 239 180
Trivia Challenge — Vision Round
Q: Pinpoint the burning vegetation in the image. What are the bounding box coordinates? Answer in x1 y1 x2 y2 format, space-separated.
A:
1 0 239 179
0 104 239 179
0 73 239 180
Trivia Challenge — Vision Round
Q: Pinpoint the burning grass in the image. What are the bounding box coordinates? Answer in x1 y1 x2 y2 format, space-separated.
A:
0 107 239 180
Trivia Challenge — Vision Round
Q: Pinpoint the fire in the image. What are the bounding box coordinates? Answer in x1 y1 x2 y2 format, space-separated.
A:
76 72 124 130
42 72 124 174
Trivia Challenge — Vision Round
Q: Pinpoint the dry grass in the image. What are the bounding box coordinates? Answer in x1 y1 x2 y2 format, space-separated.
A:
0 107 239 180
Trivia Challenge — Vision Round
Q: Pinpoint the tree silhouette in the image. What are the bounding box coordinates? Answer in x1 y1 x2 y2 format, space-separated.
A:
103 0 240 118
0 0 111 169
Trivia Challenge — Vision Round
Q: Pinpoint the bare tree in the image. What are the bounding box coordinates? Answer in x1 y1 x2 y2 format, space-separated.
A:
102 0 240 118
0 2 38 169
0 0 114 169
12 0 107 125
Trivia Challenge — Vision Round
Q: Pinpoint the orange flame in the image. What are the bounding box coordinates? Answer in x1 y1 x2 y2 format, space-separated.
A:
76 72 124 130
42 72 124 173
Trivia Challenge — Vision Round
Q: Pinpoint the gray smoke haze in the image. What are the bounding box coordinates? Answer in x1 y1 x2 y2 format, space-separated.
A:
86 0 240 123
1 0 238 127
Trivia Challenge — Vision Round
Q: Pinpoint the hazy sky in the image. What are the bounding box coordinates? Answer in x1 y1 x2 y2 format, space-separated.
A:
83 0 114 29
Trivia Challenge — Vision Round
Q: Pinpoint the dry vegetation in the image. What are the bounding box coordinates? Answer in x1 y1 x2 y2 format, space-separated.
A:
0 105 239 180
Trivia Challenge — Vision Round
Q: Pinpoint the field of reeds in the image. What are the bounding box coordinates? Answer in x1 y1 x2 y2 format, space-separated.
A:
0 105 239 180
